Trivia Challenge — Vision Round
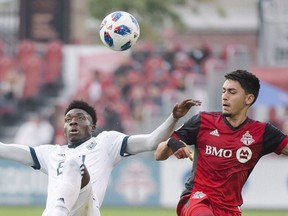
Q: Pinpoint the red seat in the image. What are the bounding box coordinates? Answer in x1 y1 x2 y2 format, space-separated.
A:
17 40 35 61
43 40 63 83
20 54 44 99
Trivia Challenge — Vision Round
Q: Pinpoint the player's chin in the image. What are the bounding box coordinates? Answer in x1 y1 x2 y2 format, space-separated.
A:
222 111 232 117
67 134 81 142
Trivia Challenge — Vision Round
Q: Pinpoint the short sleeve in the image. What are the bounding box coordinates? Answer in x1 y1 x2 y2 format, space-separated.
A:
30 144 57 174
172 113 201 145
263 123 288 155
96 131 127 166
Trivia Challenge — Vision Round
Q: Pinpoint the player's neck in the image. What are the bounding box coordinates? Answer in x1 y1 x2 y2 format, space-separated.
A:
68 136 91 148
225 115 248 128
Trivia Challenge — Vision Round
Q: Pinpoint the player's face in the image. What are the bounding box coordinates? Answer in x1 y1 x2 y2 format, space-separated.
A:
222 79 250 117
64 108 95 144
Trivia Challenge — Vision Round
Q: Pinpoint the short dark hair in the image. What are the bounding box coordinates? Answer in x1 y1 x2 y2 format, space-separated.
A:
64 100 97 124
225 70 260 105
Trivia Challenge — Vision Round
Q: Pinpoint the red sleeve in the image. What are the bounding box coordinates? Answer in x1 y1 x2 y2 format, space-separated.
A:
170 113 201 145
275 136 288 154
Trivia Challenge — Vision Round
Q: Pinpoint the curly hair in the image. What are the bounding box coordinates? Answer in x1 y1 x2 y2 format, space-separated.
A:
64 100 97 124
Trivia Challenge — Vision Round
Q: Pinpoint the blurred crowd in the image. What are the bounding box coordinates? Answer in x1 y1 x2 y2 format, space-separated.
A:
1 39 287 146
0 39 63 122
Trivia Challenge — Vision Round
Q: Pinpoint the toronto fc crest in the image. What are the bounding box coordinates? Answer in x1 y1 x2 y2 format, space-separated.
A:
240 131 255 145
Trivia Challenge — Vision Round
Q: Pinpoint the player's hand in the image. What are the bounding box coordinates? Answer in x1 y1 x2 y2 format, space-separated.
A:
174 144 194 161
172 99 202 119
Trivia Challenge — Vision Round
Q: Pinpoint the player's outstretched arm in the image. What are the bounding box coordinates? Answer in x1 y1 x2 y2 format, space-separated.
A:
0 142 34 166
126 99 201 154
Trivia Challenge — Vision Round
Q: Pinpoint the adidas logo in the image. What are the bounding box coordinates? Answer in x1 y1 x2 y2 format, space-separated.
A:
210 129 219 136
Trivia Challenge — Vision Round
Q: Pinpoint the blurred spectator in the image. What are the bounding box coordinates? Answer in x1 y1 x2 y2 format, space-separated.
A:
95 106 125 135
74 70 102 105
87 70 102 104
128 85 146 122
0 67 24 123
147 83 162 106
14 113 54 146
1 68 24 101
189 43 212 74
53 114 66 145
173 51 194 72
47 104 66 145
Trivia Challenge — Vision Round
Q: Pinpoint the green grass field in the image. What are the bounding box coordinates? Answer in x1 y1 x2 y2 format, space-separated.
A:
0 206 288 216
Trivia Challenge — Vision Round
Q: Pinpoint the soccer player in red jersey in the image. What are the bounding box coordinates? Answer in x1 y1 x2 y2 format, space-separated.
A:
155 70 288 216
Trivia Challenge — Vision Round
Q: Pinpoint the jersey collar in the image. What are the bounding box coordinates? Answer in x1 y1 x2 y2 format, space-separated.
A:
68 136 91 148
223 116 249 131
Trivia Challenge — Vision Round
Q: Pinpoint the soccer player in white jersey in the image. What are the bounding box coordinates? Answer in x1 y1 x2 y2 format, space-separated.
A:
0 98 201 216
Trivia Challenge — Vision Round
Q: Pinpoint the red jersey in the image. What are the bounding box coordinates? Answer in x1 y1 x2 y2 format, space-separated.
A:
172 112 288 212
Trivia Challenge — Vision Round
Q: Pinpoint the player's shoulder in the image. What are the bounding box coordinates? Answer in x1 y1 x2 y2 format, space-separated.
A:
33 144 61 150
96 130 126 138
95 130 127 144
247 117 264 124
32 144 66 159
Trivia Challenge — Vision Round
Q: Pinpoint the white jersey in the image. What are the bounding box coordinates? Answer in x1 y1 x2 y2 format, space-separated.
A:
30 131 128 215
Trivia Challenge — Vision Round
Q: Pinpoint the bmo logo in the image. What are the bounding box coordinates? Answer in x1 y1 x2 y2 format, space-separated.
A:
205 145 252 163
205 145 232 158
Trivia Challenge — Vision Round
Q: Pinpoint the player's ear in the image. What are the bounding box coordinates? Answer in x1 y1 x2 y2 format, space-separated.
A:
91 124 96 132
246 93 255 105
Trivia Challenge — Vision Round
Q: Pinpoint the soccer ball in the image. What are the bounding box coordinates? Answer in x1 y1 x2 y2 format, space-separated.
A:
99 11 140 51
